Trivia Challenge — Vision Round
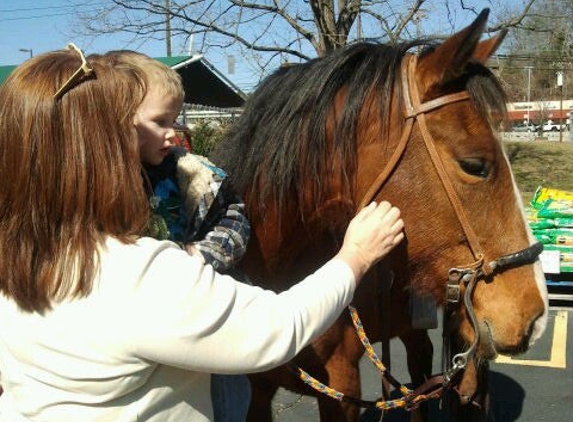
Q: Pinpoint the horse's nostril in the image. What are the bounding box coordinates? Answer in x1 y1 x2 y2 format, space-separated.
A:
527 316 536 338
528 309 548 347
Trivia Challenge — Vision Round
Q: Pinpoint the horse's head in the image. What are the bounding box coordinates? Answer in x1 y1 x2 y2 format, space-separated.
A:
212 8 548 362
356 9 548 360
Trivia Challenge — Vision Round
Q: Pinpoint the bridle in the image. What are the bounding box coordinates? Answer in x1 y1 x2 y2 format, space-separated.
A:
357 54 543 389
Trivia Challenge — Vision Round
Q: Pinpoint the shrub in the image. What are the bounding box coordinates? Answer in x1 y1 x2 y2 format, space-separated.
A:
189 119 229 156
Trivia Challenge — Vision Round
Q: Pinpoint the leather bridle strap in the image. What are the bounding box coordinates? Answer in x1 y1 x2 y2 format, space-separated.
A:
356 56 470 209
357 118 414 210
402 56 490 273
400 56 543 276
357 56 480 272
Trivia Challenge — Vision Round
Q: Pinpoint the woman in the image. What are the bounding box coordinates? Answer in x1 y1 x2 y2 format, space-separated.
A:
0 44 404 422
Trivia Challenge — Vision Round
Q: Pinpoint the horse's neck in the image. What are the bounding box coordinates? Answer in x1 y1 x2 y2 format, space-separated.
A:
242 195 352 290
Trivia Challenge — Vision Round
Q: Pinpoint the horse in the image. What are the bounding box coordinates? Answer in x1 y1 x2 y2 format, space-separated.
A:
210 9 548 422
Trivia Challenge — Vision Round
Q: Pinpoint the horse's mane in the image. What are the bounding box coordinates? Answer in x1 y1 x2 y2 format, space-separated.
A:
210 40 506 214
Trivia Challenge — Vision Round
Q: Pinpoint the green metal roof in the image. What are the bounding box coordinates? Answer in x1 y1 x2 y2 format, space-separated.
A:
0 65 17 85
0 58 191 86
154 56 192 67
0 55 245 107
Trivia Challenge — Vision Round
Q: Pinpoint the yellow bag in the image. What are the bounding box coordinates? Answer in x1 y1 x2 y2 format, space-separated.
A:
531 186 573 209
537 198 573 218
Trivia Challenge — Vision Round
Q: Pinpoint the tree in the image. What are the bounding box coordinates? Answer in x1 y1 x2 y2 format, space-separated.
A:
72 0 539 85
498 0 573 102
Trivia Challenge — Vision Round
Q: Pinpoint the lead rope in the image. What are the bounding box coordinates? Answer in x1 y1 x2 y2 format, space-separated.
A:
348 306 411 396
290 306 447 412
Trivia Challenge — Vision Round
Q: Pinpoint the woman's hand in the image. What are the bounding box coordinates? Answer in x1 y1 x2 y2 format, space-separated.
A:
336 201 404 283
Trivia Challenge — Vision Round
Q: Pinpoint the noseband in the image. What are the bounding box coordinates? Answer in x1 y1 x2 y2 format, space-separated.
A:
359 55 543 377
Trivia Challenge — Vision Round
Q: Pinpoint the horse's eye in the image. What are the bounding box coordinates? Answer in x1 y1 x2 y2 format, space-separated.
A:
458 158 490 178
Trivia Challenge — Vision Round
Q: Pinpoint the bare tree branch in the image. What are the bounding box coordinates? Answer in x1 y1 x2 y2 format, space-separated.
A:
486 0 537 33
70 0 543 85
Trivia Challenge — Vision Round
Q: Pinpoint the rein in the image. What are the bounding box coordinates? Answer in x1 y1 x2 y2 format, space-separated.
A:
293 53 543 411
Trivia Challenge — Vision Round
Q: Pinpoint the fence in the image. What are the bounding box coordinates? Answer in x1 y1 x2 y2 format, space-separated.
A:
500 131 572 142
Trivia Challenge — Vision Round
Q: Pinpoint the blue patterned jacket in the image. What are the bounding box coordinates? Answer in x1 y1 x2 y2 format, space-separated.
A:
144 147 250 272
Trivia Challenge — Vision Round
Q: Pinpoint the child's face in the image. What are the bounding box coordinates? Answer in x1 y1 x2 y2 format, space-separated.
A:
134 87 183 165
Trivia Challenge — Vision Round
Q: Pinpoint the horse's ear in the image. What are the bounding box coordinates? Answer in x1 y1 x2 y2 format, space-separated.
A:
473 29 507 64
416 8 490 96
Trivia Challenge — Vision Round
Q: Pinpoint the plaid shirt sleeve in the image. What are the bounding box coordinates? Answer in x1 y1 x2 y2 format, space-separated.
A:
190 181 251 272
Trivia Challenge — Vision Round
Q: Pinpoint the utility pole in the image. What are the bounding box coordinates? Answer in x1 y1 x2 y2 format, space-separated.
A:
412 8 428 53
526 66 532 124
557 71 564 142
356 10 362 41
165 0 172 57
413 9 428 39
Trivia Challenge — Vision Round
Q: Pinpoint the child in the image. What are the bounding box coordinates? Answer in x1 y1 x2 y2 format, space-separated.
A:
113 50 252 422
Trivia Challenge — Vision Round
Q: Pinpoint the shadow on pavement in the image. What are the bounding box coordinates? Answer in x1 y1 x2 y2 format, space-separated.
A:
486 371 525 422
358 370 524 422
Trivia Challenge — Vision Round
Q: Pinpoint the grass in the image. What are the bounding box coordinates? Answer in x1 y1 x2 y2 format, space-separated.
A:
504 140 573 205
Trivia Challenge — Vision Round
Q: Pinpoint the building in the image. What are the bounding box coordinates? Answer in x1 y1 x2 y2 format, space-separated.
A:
507 100 572 126
161 55 246 108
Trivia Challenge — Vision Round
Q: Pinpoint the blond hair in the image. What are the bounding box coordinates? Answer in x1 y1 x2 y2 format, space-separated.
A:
0 48 150 312
108 50 184 102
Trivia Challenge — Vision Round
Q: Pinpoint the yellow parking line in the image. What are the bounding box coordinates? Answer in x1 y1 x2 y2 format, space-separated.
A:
495 310 567 368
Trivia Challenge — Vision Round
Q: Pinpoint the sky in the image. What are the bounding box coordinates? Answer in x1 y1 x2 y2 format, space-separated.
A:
0 0 171 61
0 0 529 93
0 0 259 90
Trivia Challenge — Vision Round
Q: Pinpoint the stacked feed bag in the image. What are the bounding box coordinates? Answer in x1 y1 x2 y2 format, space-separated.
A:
527 186 573 273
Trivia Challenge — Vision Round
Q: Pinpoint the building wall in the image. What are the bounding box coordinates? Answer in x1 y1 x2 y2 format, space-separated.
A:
507 100 573 123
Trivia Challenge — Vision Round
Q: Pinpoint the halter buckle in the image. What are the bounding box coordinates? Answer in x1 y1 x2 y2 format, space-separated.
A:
446 284 461 304
446 268 474 304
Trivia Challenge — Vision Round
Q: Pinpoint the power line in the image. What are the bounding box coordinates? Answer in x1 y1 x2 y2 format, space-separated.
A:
494 55 573 62
0 1 102 22
500 66 573 71
0 5 77 13
0 12 74 22
0 0 102 13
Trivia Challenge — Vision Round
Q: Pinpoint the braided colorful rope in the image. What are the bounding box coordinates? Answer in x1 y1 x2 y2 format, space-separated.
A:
348 305 412 397
291 305 435 411
293 365 410 410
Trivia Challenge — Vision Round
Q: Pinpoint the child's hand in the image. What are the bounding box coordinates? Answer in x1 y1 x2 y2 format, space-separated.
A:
336 201 404 283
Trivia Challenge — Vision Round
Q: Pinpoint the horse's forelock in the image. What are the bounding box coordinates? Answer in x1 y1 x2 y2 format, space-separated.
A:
465 61 508 126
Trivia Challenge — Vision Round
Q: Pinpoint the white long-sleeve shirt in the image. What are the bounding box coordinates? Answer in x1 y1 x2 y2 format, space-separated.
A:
0 236 356 422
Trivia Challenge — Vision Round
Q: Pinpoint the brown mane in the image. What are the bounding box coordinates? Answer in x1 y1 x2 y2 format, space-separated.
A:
211 41 506 223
